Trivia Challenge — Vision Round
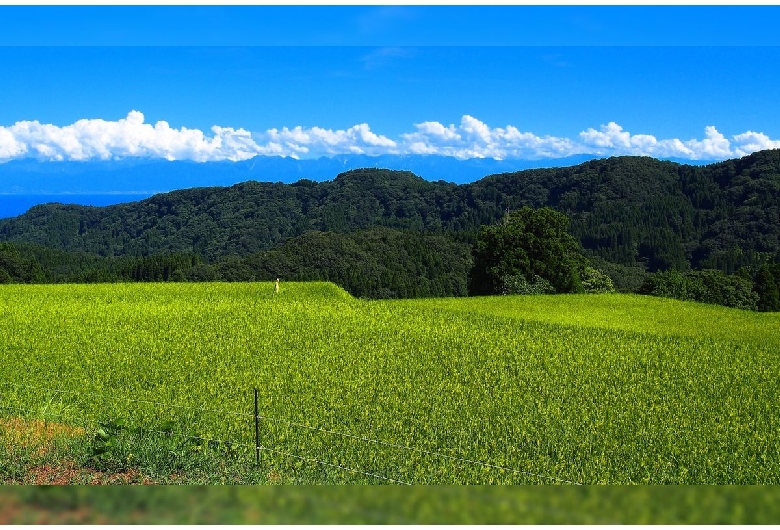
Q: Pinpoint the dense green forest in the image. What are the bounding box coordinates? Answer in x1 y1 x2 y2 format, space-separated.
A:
0 228 473 299
1 150 780 309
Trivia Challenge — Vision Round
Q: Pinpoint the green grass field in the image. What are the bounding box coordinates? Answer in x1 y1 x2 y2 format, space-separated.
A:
1 282 778 485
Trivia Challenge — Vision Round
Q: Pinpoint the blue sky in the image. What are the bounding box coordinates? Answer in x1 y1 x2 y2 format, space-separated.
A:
1 6 780 164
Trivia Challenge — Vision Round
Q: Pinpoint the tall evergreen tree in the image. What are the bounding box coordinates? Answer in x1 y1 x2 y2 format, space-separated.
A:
754 264 780 312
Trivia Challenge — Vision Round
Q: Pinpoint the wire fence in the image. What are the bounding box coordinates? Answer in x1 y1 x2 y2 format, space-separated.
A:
0 380 582 485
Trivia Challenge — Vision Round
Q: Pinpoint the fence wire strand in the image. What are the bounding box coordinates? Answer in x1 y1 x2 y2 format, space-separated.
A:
134 426 414 486
250 411 582 485
0 379 581 485
0 380 254 420
0 403 411 485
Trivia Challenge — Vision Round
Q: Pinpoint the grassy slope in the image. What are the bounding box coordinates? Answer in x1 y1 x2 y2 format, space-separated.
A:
401 293 780 343
1 283 778 485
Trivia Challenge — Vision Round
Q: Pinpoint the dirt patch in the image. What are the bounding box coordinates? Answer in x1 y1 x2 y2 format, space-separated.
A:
24 461 84 485
86 469 154 485
0 417 84 458
22 461 154 485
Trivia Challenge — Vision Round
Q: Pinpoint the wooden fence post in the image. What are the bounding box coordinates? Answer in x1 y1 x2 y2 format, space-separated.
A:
254 387 260 467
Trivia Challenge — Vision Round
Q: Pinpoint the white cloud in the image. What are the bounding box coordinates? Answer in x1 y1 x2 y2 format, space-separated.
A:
732 130 780 157
0 111 263 162
577 122 774 161
401 115 575 160
257 123 398 158
683 126 733 159
0 126 27 159
1 111 779 164
579 122 632 150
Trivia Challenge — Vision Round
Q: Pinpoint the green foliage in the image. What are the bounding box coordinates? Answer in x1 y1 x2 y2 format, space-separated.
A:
469 207 585 295
580 266 616 294
754 263 780 312
3 283 779 485
0 243 46 283
2 151 780 280
640 269 759 310
500 274 555 295
0 230 472 300
1 151 780 305
245 227 472 299
583 254 647 293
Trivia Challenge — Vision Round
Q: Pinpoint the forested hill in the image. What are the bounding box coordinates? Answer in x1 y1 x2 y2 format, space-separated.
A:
1 149 779 273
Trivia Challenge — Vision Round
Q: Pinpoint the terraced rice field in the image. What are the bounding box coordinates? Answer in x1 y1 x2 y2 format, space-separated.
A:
1 282 778 484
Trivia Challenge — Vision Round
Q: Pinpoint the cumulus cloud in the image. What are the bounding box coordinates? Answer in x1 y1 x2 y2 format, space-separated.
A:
0 111 779 163
401 115 575 160
256 123 398 158
732 131 780 157
577 122 772 161
0 111 262 162
0 127 27 160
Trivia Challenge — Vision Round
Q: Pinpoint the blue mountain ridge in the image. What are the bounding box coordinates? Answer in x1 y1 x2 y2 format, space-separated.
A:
0 154 717 219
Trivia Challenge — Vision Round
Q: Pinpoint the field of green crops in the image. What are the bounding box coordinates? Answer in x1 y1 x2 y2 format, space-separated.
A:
1 282 779 484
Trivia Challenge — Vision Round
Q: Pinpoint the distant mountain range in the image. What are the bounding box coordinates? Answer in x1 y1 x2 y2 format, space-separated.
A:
0 153 720 218
0 153 718 194
1 150 777 279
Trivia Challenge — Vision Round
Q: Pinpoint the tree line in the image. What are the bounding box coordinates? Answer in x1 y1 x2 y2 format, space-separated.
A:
1 150 780 310
4 207 779 312
0 228 473 300
1 149 779 275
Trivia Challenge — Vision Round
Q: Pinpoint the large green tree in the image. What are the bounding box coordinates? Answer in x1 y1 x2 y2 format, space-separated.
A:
468 207 585 295
754 263 780 312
